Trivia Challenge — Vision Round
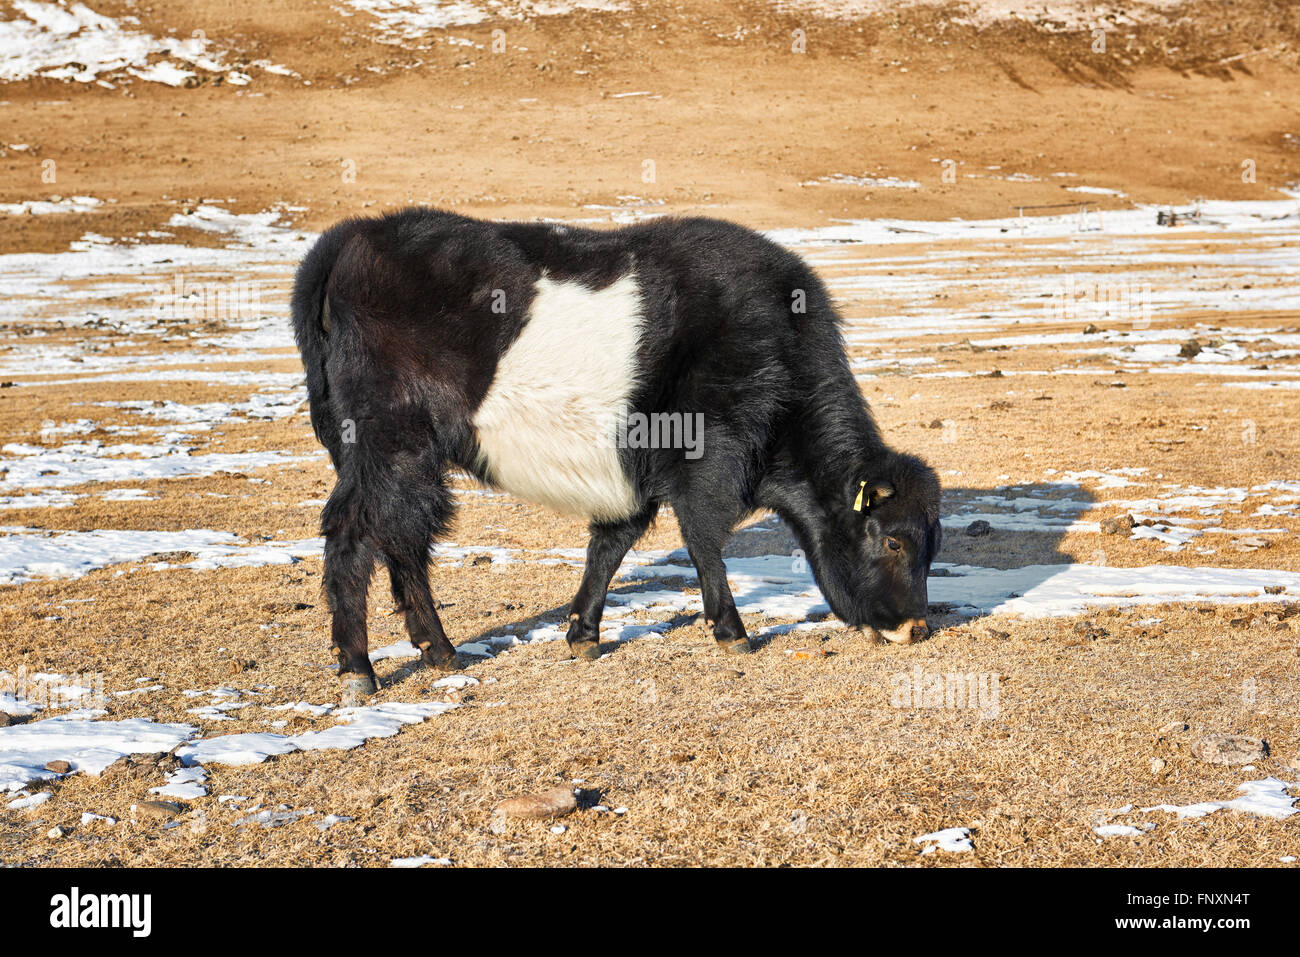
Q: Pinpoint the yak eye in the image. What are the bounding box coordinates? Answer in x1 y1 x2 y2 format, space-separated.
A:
885 537 902 552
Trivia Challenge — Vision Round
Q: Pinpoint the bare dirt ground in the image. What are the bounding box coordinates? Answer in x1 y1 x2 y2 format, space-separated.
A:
1 0 1298 867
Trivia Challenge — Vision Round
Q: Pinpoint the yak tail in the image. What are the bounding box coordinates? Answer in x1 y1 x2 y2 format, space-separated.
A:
290 223 365 466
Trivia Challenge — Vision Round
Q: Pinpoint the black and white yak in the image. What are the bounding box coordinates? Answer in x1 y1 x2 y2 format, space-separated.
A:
291 209 942 697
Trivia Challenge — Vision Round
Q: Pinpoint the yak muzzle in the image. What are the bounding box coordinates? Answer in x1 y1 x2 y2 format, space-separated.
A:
872 618 930 645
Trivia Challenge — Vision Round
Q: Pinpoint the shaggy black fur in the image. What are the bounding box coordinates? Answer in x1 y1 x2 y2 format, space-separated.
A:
291 208 942 690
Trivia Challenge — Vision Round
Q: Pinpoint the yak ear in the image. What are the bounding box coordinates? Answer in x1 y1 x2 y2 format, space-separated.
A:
852 481 895 512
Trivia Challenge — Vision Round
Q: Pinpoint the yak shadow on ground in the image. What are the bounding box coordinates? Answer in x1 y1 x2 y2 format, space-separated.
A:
376 482 1098 684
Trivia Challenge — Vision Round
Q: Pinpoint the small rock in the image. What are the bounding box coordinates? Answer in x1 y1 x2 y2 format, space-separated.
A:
47 825 68 839
494 787 577 821
965 520 993 537
1100 514 1135 535
1083 323 1100 334
1190 733 1267 766
44 760 72 774
1179 338 1202 359
1264 585 1286 595
1149 757 1166 776
146 550 196 563
134 800 185 821
1072 621 1108 641
1233 536 1271 551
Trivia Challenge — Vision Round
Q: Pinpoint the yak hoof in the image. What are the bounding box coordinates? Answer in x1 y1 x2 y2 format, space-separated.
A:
340 673 378 705
569 640 601 662
421 648 462 673
720 638 753 656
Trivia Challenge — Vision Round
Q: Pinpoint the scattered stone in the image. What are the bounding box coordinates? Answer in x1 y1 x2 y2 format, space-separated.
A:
1100 514 1135 535
989 400 1013 411
1072 621 1109 641
1190 733 1267 766
133 800 184 821
145 550 196 563
1233 536 1272 551
1149 758 1166 776
1265 585 1286 595
43 760 71 774
470 554 494 566
1083 323 1100 334
965 520 993 537
494 787 577 821
47 825 68 839
926 418 943 429
1179 338 1202 359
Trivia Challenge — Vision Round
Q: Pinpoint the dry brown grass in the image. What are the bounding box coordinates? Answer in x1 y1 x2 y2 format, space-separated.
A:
2 298 1299 865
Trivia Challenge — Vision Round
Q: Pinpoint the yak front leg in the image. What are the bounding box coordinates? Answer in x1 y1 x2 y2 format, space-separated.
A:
566 504 657 661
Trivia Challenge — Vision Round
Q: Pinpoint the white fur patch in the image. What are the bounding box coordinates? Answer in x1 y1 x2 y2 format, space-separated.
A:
472 273 643 521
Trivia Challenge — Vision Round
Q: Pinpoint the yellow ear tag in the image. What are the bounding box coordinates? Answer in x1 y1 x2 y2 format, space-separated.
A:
853 481 867 512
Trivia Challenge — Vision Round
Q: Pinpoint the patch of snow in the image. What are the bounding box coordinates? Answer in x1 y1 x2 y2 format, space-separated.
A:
914 827 973 854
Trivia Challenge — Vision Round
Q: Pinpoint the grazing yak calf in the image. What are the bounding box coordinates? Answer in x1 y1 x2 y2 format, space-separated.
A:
292 209 941 697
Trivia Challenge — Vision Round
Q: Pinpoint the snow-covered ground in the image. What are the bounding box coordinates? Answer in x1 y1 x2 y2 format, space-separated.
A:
0 2 295 86
336 0 631 39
